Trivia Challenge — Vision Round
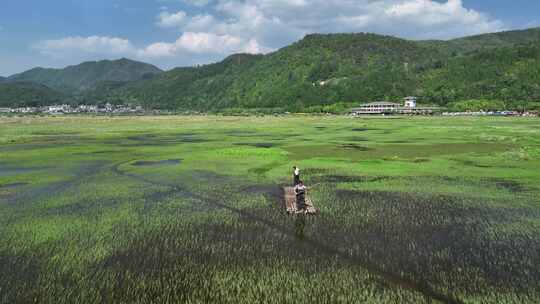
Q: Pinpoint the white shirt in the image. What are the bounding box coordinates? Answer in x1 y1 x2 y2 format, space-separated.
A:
295 184 307 193
294 168 300 176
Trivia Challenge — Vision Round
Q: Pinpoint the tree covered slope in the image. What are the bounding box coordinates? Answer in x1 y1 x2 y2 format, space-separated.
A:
105 53 264 109
103 33 445 110
8 58 162 94
421 43 540 105
103 28 540 110
2 27 540 110
0 82 65 107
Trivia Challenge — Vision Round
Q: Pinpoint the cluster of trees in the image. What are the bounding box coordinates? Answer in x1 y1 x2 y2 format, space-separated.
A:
447 100 540 112
421 43 540 106
0 82 65 107
447 100 507 112
9 58 162 95
2 28 540 112
100 30 540 112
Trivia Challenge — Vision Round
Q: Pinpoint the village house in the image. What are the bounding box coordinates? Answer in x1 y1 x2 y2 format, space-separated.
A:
0 104 144 115
351 101 400 115
352 97 438 116
78 105 98 113
14 107 39 113
404 96 417 108
47 105 71 114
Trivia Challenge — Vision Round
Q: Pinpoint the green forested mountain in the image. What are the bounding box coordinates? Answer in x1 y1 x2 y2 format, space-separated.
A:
79 81 132 105
0 82 65 107
8 58 162 94
103 33 445 110
446 27 540 53
225 33 437 109
97 28 540 111
98 53 264 109
3 27 540 111
421 43 540 105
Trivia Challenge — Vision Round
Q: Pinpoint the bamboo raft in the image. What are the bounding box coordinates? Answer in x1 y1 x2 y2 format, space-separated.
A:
283 187 318 215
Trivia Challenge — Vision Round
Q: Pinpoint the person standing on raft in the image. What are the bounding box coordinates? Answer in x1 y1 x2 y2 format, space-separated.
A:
294 181 307 211
293 166 301 186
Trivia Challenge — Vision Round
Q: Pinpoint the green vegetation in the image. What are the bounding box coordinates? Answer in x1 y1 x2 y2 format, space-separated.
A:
447 100 507 112
441 27 540 53
421 43 540 107
1 115 539 303
3 28 540 111
8 58 162 95
100 28 540 111
0 82 66 107
111 53 264 110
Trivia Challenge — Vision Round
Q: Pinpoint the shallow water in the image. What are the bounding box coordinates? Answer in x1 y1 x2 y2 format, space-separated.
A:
0 165 37 177
0 182 29 189
132 159 182 167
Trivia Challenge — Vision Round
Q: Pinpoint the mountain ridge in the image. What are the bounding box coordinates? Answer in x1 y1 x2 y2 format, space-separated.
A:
2 27 540 110
99 28 540 111
8 58 163 95
0 81 65 108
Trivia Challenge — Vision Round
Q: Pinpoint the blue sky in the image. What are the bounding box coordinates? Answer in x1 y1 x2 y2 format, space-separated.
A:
1 0 539 76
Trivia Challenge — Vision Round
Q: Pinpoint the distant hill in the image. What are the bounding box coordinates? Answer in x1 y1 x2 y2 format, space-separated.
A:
96 33 446 110
100 27 540 111
447 27 540 53
2 27 540 111
0 76 6 83
421 42 540 105
0 82 65 107
98 53 265 109
8 58 162 94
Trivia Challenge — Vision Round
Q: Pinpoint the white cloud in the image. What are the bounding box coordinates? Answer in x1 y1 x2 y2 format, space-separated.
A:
156 0 212 7
185 0 212 6
382 0 502 35
32 1 506 70
34 32 270 64
156 0 504 44
139 31 270 58
157 10 187 28
34 36 135 58
184 14 218 32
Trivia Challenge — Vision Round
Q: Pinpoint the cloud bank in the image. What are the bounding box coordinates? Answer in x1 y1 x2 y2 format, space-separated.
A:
34 0 505 68
35 36 135 58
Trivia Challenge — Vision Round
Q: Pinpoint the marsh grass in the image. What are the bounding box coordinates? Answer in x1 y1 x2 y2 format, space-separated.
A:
0 116 539 303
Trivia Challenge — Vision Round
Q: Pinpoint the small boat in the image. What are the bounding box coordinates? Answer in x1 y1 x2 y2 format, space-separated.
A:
283 186 318 215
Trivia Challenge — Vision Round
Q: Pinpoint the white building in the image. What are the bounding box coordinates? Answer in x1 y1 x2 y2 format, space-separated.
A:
47 105 70 114
351 102 400 115
352 96 438 116
78 105 98 113
404 96 417 108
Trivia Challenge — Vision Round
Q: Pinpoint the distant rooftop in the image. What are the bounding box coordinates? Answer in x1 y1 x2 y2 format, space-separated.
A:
359 101 400 106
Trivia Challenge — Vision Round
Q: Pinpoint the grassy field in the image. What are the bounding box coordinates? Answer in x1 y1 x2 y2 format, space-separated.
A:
1 115 539 304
